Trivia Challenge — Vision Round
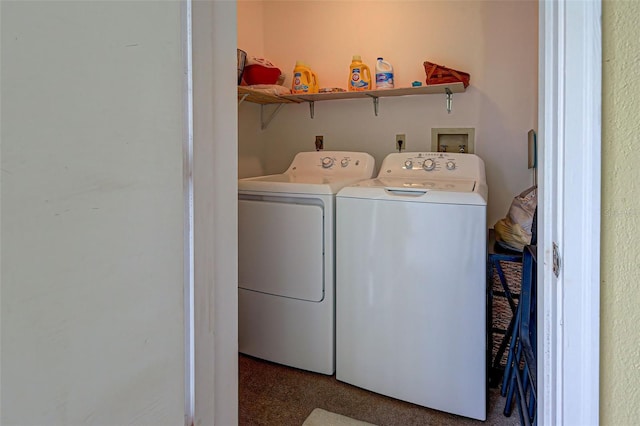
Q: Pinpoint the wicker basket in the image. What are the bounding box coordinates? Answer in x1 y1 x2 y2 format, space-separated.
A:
490 260 522 369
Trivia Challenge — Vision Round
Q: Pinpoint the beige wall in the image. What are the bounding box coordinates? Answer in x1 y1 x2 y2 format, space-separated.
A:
601 1 640 424
1 1 186 424
238 0 264 58
238 0 538 227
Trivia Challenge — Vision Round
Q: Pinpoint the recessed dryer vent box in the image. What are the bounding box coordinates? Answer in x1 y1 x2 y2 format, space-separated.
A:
431 127 475 154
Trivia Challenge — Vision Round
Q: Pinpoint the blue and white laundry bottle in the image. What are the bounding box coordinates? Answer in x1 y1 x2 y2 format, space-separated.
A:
375 57 394 89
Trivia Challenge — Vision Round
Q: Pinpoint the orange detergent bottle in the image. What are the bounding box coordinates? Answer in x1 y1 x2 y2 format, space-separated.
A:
348 55 372 91
291 61 319 94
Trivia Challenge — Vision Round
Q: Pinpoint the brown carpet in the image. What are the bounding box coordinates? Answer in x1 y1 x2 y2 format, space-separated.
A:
239 354 520 426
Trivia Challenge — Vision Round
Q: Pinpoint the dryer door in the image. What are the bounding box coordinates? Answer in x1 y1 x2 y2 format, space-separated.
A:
239 198 324 302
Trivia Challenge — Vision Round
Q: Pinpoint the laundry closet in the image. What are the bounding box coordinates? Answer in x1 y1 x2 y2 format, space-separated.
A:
238 1 537 227
237 0 537 422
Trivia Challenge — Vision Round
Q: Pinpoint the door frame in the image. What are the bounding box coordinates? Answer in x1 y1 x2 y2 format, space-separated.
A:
191 1 239 425
539 0 601 424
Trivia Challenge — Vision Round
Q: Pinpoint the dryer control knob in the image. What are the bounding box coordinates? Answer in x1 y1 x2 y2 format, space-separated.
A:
341 158 349 167
321 157 334 168
423 158 436 171
446 160 456 170
404 160 413 169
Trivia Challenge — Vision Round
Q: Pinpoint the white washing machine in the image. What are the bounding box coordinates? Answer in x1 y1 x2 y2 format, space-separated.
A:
336 152 488 420
238 151 375 375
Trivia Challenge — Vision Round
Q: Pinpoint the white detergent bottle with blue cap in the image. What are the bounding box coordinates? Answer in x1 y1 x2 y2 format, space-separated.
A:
375 57 394 89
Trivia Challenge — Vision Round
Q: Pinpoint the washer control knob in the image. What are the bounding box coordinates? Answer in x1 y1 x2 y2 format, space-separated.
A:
321 157 334 168
446 160 456 170
404 160 413 169
423 158 436 171
341 158 349 167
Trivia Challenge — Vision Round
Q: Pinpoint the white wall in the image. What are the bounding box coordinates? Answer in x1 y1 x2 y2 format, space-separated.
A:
1 2 186 424
238 0 538 226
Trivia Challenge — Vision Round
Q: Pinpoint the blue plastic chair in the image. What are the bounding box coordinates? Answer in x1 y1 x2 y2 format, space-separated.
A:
503 244 537 425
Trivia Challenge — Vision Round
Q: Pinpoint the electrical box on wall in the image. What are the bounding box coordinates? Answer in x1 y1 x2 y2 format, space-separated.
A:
431 128 475 154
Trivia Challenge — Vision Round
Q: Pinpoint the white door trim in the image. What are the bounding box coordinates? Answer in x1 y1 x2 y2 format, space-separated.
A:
192 1 239 425
539 0 601 424
182 0 195 424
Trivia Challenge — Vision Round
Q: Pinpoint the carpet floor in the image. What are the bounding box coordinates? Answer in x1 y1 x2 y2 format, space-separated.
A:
239 354 520 426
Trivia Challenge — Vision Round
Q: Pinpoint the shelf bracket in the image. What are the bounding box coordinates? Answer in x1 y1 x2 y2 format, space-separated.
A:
309 101 315 119
363 94 381 116
260 103 285 130
238 93 249 106
445 88 453 113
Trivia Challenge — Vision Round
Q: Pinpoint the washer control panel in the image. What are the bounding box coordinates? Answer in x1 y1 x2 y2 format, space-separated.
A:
379 152 483 180
422 158 436 171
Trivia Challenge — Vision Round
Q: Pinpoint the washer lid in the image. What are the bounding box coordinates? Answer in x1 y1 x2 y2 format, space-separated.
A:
372 177 476 193
337 177 487 205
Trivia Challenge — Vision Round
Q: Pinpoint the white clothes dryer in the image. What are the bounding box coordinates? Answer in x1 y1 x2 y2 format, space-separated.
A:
336 152 488 420
238 151 375 375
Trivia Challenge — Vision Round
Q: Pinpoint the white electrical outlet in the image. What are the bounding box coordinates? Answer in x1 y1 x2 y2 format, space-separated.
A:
396 134 406 151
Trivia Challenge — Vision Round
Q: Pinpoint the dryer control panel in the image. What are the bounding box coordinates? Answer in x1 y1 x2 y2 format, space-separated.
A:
285 151 376 179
